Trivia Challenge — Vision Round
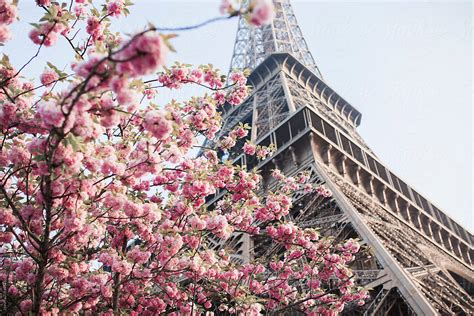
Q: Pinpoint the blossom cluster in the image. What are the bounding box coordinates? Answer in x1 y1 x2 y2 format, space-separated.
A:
220 0 276 27
157 63 249 106
0 0 17 43
28 0 132 52
0 0 367 315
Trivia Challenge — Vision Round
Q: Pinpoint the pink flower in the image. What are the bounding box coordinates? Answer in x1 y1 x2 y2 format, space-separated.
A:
117 33 168 77
110 77 131 103
38 101 64 127
7 285 19 296
128 247 151 264
243 142 256 155
204 70 223 89
36 0 51 6
303 183 313 193
100 109 121 128
0 18 367 309
230 72 247 85
29 23 63 46
206 215 232 239
230 126 248 139
86 16 104 41
0 1 17 25
248 0 275 27
0 25 11 42
271 169 284 180
0 208 15 226
144 88 156 99
219 136 236 150
124 201 143 217
74 4 86 17
227 86 248 105
101 157 125 176
107 0 125 17
20 300 32 313
112 259 132 275
143 110 173 140
219 0 234 14
342 239 360 253
316 185 332 198
214 91 225 104
72 54 107 78
40 69 59 87
256 146 271 159
86 16 103 41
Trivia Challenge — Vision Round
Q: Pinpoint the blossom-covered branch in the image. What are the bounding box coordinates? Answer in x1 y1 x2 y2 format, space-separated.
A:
0 0 367 315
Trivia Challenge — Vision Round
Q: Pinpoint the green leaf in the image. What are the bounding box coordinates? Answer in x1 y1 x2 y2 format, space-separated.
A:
162 38 176 53
129 79 144 90
91 8 100 17
1 54 11 69
46 62 67 79
66 134 83 152
162 33 178 40
160 33 178 53
46 62 59 71
33 155 45 162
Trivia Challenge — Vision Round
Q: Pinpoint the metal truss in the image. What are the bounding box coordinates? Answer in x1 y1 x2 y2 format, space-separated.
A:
229 0 323 78
211 72 291 151
326 166 474 315
283 72 374 154
253 73 289 139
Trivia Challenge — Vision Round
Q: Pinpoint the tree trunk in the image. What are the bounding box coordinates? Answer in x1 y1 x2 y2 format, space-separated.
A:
112 272 121 315
32 261 46 314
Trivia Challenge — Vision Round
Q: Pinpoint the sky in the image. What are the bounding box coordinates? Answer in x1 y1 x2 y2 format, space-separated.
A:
4 1 472 231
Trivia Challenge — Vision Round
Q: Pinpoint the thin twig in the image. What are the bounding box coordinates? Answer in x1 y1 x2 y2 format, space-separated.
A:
155 16 231 32
0 22 57 89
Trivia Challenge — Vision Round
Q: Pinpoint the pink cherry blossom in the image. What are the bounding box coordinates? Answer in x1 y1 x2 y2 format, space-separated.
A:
36 0 51 6
0 2 365 314
38 101 65 127
40 69 59 87
230 71 247 85
316 185 332 197
0 25 11 42
243 142 256 155
117 33 168 76
74 4 86 17
86 16 104 41
0 1 17 25
249 0 275 27
229 126 248 140
107 0 125 17
219 0 234 15
143 110 173 140
29 22 64 46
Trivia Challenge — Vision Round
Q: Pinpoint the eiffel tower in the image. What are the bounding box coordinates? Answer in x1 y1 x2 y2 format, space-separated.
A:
210 0 474 314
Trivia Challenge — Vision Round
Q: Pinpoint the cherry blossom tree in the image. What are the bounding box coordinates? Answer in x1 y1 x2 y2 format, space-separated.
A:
0 0 368 315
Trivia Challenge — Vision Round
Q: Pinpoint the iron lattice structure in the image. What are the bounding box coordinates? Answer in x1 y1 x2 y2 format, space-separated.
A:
210 0 474 314
229 0 323 79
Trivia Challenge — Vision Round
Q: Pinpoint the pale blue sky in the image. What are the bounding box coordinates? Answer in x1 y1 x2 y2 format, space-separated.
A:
4 1 472 230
